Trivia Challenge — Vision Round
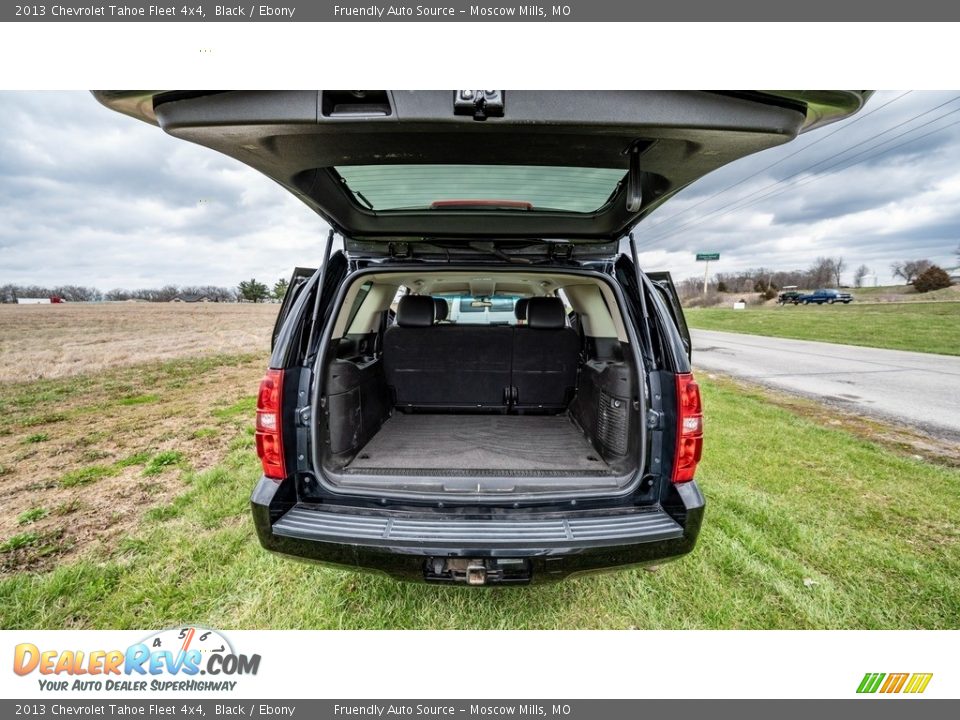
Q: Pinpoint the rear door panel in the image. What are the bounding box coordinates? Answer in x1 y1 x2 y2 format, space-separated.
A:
270 252 349 368
646 271 692 362
272 267 317 350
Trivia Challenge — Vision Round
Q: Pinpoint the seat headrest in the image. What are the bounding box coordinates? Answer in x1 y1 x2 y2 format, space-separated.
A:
433 297 449 322
396 295 435 328
526 297 566 330
514 297 530 321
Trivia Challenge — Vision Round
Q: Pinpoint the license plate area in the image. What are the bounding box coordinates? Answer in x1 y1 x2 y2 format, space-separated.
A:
424 557 532 585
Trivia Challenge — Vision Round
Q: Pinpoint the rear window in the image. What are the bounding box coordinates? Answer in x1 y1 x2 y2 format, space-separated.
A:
335 164 626 213
441 294 520 325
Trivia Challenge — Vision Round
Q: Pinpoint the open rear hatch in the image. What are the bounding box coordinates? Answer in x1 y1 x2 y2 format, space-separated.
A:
93 90 870 241
93 90 870 502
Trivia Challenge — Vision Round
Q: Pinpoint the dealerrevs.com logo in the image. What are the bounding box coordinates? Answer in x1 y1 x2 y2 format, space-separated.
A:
857 673 933 694
13 627 261 693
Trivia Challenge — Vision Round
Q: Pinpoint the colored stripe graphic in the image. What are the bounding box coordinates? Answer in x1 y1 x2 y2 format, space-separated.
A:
880 673 909 693
857 672 932 694
857 673 885 693
904 673 933 694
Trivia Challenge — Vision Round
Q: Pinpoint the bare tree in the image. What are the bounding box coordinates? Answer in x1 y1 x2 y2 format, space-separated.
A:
890 259 933 284
830 257 845 287
807 257 835 288
853 264 870 288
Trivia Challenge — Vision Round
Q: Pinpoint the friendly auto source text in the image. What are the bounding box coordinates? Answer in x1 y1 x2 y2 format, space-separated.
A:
334 5 570 17
334 706 565 716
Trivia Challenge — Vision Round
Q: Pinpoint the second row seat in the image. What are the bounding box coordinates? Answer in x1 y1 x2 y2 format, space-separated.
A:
383 295 579 411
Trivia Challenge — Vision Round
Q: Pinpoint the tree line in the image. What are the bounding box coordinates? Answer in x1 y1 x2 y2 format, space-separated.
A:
0 284 103 303
678 253 956 302
678 256 859 300
0 277 292 303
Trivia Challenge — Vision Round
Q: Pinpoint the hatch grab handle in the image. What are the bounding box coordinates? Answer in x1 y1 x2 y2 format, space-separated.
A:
626 143 643 212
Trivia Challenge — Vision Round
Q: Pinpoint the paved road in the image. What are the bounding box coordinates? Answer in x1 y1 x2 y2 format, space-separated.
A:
691 329 960 441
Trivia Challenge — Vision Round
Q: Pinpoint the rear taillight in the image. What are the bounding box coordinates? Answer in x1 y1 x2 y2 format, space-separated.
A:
672 373 703 483
255 369 286 481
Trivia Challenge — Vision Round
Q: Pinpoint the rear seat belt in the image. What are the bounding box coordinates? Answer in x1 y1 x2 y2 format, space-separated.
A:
506 327 518 409
573 312 588 402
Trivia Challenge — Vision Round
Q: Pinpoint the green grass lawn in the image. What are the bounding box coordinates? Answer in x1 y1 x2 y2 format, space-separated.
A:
2 372 957 630
852 284 959 302
685 302 960 356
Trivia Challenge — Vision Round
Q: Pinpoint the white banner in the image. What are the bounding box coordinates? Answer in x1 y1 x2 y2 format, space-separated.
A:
1 629 954 700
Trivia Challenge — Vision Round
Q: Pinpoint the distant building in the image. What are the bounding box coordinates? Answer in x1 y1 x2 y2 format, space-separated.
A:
171 294 214 303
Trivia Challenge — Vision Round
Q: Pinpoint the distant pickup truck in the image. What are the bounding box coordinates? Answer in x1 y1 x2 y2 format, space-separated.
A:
798 289 853 305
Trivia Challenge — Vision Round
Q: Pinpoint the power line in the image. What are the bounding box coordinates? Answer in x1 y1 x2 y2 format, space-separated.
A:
720 113 960 217
642 91 913 234
639 93 960 246
637 93 960 248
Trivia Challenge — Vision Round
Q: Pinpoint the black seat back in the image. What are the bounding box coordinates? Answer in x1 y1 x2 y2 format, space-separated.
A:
511 297 580 409
433 297 449 323
384 296 512 409
514 297 530 324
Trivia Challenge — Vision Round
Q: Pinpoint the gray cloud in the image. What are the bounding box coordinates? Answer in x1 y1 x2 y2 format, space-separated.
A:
637 91 960 283
0 91 326 290
1 91 959 291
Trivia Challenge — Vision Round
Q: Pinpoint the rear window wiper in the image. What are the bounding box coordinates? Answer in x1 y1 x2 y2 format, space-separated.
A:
354 191 375 210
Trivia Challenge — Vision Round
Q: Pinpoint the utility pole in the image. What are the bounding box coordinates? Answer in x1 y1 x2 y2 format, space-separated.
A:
696 253 720 295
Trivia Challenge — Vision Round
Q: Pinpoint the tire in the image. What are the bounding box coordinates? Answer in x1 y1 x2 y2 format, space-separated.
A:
802 300 809 305
829 299 835 304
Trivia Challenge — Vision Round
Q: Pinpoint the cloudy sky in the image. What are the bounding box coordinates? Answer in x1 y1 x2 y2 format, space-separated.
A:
1 90 958 291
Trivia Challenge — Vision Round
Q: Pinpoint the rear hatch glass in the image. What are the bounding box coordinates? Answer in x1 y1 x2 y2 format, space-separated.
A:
336 165 626 213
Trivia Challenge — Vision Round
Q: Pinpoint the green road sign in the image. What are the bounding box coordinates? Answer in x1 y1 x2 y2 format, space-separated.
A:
696 253 720 261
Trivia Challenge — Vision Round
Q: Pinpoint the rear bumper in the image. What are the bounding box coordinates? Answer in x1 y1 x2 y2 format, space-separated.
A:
251 478 704 584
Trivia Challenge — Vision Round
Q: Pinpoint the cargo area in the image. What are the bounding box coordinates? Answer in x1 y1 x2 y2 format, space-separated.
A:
346 414 611 474
310 270 645 497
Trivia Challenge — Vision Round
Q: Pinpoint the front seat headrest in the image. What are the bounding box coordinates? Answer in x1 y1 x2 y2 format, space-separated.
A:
433 297 449 322
396 295 435 328
514 297 530 321
526 297 566 330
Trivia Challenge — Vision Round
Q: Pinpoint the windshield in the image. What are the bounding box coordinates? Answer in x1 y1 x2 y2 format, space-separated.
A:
335 164 626 213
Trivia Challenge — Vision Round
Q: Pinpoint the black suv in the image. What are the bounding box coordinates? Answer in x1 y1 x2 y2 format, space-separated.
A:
96 91 869 584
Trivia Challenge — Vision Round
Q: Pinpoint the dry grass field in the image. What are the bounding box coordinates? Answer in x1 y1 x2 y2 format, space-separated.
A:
0 302 277 382
0 302 277 574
